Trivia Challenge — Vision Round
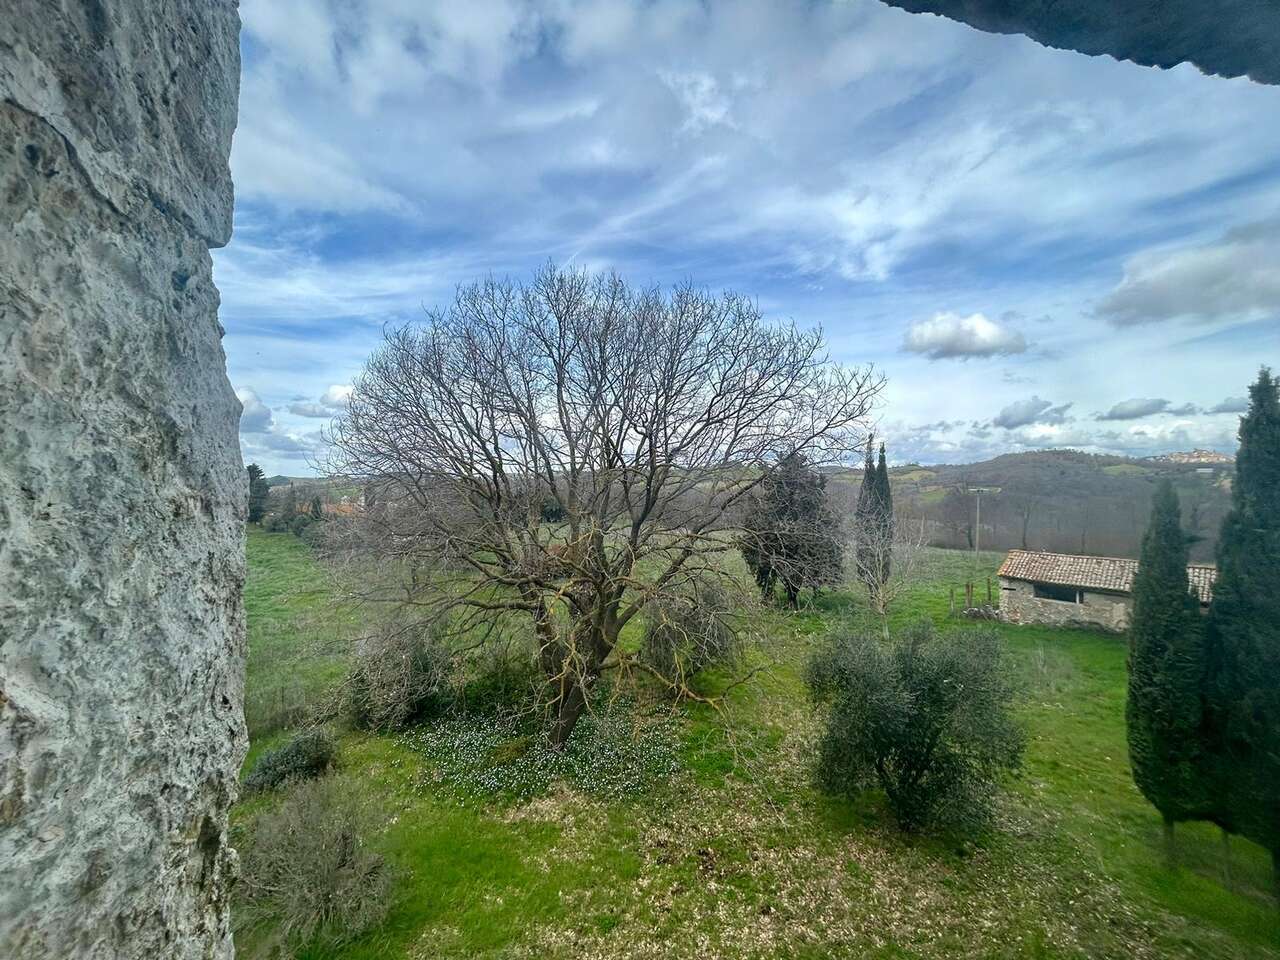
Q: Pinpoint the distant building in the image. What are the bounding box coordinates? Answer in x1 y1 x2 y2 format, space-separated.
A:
997 549 1215 632
1146 448 1234 465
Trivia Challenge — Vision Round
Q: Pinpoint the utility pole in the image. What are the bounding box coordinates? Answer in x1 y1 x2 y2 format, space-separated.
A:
971 487 996 561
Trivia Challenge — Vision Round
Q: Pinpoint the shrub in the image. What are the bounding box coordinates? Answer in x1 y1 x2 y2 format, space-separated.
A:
457 645 540 716
298 518 329 551
289 514 313 537
243 728 337 795
235 778 394 954
263 513 291 533
806 621 1024 833
346 620 455 731
640 576 739 687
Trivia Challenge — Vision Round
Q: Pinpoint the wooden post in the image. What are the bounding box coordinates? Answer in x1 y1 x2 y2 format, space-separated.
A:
965 582 973 609
986 578 993 605
949 586 956 617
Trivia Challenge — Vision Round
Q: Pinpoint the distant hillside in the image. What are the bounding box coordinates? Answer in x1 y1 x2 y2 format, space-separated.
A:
830 449 1233 562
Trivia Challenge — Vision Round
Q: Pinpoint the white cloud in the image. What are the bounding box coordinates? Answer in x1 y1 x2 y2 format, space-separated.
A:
235 387 274 433
1097 218 1280 326
289 384 352 418
902 311 1028 360
1096 397 1171 420
1208 396 1249 413
992 396 1073 429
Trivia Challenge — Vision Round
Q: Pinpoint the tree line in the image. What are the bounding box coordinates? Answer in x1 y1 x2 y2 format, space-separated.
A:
1126 368 1280 897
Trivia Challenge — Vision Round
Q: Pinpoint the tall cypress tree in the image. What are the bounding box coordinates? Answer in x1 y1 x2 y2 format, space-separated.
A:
874 442 894 588
1126 479 1209 857
246 463 270 524
854 435 875 533
1206 368 1280 894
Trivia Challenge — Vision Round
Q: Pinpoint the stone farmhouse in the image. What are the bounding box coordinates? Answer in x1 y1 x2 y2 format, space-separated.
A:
997 549 1216 632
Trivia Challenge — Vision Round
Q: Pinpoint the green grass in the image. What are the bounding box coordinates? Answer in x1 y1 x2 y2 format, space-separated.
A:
237 533 1280 959
242 528 356 763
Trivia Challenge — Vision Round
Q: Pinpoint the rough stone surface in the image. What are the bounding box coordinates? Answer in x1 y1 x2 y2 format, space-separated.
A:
999 578 1131 632
879 0 1280 86
0 2 245 958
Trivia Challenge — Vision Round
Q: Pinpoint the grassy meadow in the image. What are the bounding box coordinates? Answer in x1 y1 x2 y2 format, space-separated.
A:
235 528 1279 959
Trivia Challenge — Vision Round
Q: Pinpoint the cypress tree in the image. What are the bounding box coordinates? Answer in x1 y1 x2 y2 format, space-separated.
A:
1126 479 1209 858
1206 368 1280 895
874 442 894 588
854 438 894 609
854 437 877 597
246 463 270 524
740 453 840 608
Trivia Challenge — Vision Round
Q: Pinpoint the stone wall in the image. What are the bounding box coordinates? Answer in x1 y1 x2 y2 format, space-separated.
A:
999 578 1131 633
1 3 244 957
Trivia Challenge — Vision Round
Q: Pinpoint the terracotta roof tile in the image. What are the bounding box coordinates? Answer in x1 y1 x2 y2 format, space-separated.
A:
997 549 1215 602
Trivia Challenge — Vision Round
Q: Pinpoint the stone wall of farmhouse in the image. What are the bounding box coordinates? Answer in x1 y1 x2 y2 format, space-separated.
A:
1 2 245 957
999 578 1132 632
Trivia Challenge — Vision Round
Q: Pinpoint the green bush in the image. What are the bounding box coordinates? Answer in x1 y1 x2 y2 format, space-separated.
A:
263 513 292 533
289 514 313 537
640 576 739 688
347 620 455 731
807 621 1024 833
243 728 337 795
234 778 394 954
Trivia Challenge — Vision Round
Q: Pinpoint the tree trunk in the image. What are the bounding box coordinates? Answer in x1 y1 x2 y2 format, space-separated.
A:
548 677 589 748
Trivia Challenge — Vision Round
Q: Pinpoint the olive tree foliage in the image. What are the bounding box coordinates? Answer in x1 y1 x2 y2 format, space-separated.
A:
324 265 883 746
807 621 1025 832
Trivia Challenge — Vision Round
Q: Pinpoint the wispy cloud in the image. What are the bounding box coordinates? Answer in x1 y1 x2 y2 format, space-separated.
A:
222 0 1280 471
1207 396 1249 413
1096 397 1172 420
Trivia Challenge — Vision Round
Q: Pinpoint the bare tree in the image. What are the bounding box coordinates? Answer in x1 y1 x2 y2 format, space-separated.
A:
1006 492 1037 550
847 508 931 619
939 488 974 550
324 265 883 746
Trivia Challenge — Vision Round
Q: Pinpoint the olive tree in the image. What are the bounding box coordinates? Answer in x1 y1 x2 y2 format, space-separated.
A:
325 265 883 746
807 621 1024 832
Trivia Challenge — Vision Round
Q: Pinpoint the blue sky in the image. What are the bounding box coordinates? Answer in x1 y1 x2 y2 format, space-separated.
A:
215 0 1280 475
